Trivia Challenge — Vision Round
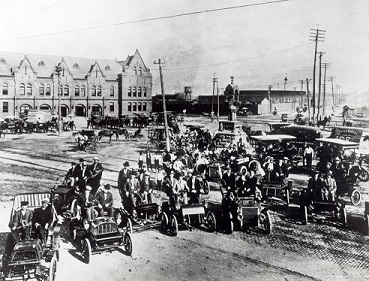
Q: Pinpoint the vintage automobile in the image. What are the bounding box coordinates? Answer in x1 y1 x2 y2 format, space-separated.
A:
315 138 367 205
204 192 272 234
327 126 363 144
269 124 322 146
69 205 132 264
114 203 161 234
160 201 208 236
1 192 60 281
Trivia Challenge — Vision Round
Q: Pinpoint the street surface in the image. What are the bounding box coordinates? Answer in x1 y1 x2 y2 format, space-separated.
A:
0 115 368 280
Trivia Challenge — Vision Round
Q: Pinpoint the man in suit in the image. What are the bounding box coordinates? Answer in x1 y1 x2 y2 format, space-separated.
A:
88 156 104 194
76 158 90 192
11 201 33 240
95 184 114 217
162 170 178 207
222 167 236 194
64 161 81 187
76 185 95 220
122 171 139 214
32 198 53 243
187 170 201 204
118 161 131 200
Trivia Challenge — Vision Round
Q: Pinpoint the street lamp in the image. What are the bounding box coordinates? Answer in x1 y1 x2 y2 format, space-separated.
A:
284 73 288 91
55 65 62 136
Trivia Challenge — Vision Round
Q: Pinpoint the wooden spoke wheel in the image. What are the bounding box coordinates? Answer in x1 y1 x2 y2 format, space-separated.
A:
81 238 92 264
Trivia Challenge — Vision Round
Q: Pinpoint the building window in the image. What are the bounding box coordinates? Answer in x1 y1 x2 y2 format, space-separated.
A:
39 84 44 96
128 102 131 112
3 101 8 113
128 87 132 97
46 84 51 96
3 83 8 95
81 85 86 97
134 68 137 75
143 87 147 97
26 83 32 95
110 86 114 97
19 83 24 95
138 87 142 97
139 68 143 76
59 85 63 96
138 102 142 111
92 85 96 96
97 86 102 96
133 87 137 97
75 85 80 97
109 102 114 112
143 102 147 111
64 85 69 96
133 102 137 111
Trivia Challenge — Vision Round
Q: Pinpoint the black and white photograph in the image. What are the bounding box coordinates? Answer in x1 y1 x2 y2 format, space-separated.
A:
0 0 368 280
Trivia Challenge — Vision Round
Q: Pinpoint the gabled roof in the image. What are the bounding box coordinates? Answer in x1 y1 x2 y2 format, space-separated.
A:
0 51 125 80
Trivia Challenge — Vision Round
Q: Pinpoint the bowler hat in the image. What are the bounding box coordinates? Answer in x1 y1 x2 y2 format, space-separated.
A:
41 198 49 204
93 156 100 161
20 201 29 206
104 184 111 190
123 161 130 167
79 158 85 162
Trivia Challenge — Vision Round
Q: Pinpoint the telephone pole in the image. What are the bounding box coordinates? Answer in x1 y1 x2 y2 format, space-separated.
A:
321 62 330 116
212 73 217 121
216 80 220 122
306 78 311 120
154 59 170 152
316 51 324 121
310 28 326 121
330 77 335 106
268 85 273 114
299 80 304 107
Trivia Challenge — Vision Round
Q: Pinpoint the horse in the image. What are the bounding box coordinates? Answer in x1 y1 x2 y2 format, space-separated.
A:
97 129 115 143
113 128 129 141
317 116 331 129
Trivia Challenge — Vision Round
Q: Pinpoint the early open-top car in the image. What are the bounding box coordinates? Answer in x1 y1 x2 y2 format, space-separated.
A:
69 204 132 264
1 192 60 281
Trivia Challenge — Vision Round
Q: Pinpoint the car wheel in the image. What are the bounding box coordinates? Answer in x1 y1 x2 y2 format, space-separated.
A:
262 210 273 234
123 232 133 256
203 180 210 195
126 218 133 235
81 238 92 264
47 256 57 281
341 208 347 228
302 205 308 225
169 215 178 236
205 212 216 232
160 212 168 232
350 189 361 206
358 168 369 182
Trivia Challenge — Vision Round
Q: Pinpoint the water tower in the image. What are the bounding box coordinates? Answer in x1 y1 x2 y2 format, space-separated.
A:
184 86 192 101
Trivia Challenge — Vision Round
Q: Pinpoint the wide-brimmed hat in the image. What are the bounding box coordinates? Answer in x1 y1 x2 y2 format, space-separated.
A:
79 158 85 163
41 198 49 204
104 184 111 190
71 161 76 165
144 171 151 176
20 201 29 206
93 156 100 161
123 161 130 167
85 185 92 191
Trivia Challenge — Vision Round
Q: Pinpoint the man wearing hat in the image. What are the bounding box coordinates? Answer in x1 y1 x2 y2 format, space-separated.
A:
11 201 33 240
187 170 201 204
139 171 153 204
122 171 139 214
77 185 95 220
76 158 90 192
64 161 81 187
118 161 131 199
323 170 337 202
95 184 114 217
308 171 322 202
32 198 53 242
222 166 236 194
88 156 104 194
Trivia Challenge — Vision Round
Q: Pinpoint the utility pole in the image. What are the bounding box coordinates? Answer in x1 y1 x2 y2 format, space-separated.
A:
55 65 62 136
310 28 326 122
299 80 304 107
212 73 217 122
154 59 170 152
316 51 324 121
216 80 220 122
306 78 310 120
268 85 273 114
283 73 288 91
330 77 335 106
321 62 330 116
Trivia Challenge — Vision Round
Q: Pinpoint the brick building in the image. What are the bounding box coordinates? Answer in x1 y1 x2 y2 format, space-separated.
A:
0 49 152 118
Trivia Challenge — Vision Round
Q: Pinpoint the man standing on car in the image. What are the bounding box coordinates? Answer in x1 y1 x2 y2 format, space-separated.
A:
32 198 53 243
88 156 104 194
118 161 131 200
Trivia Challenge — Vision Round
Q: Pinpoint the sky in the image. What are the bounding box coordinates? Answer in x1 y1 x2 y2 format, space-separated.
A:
0 0 368 101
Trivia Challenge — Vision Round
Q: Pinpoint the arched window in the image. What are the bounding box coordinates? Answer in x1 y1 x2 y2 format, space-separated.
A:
46 84 51 96
143 87 147 97
39 84 44 96
92 85 96 96
139 68 142 76
110 86 114 97
128 102 132 112
133 102 137 111
134 68 137 75
138 102 142 111
109 102 114 112
97 86 102 96
138 87 142 97
133 87 137 97
20 83 25 95
143 102 147 111
3 82 8 95
59 85 63 96
26 83 32 95
64 85 69 96
75 85 80 96
128 87 132 97
81 85 86 97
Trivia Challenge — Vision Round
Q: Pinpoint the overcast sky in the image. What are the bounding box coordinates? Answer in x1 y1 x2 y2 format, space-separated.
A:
0 0 368 98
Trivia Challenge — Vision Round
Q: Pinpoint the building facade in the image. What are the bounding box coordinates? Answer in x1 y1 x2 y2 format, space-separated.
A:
0 49 152 119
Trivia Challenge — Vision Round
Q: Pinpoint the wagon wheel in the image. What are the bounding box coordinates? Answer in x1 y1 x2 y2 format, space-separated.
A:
47 255 57 281
302 205 308 225
261 210 273 234
358 168 369 182
126 218 133 235
205 212 216 232
168 214 178 236
81 238 92 264
160 212 169 232
350 189 361 206
123 232 133 256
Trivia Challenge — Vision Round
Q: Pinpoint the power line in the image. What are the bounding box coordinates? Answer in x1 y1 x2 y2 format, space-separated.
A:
0 0 72 24
0 0 289 42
